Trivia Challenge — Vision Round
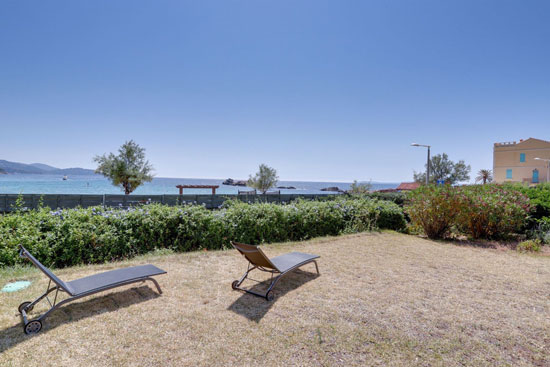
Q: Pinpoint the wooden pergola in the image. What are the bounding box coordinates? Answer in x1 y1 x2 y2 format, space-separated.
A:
176 185 219 195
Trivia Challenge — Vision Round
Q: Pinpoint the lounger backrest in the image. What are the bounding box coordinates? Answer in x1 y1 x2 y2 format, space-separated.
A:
231 241 278 271
19 245 72 293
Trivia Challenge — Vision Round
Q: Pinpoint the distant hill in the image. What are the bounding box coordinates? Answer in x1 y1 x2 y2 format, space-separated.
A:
30 163 57 171
0 160 96 175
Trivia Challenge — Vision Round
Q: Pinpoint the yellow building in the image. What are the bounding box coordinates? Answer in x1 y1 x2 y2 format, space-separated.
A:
493 138 550 184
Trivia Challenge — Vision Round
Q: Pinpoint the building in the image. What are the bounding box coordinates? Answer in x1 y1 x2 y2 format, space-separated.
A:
396 182 421 191
493 138 550 184
375 182 420 193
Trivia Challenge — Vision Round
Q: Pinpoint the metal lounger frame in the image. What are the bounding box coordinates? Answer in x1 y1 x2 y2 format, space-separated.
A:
231 243 319 300
20 275 163 327
18 246 163 333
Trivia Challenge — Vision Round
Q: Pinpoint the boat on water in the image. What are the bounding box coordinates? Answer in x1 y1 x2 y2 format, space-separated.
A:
62 175 68 181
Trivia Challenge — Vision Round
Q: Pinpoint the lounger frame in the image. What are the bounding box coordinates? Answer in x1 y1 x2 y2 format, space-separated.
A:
18 246 163 334
231 242 319 301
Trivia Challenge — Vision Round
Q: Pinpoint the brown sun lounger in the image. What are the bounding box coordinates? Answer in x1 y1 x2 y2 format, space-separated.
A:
17 245 166 334
230 241 319 301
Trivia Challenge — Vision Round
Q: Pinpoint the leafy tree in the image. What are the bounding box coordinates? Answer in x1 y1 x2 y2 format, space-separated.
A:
413 153 470 185
348 180 372 195
248 164 278 194
94 140 154 195
475 169 493 184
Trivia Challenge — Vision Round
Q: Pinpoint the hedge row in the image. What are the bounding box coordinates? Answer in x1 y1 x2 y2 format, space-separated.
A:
320 192 407 207
0 198 406 268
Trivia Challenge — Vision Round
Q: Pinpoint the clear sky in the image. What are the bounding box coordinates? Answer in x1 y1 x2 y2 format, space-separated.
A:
1 1 549 182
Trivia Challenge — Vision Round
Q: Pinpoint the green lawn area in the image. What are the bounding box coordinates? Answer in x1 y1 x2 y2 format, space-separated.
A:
0 232 549 366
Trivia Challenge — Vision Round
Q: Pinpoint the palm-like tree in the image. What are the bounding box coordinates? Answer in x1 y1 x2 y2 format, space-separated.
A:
475 169 493 184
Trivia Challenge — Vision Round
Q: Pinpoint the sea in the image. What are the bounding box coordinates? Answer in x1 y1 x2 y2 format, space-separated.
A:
0 174 399 195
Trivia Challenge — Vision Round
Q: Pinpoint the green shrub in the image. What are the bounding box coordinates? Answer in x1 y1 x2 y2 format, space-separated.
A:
322 192 408 207
365 192 407 207
505 183 550 221
405 185 459 239
454 185 532 239
529 217 550 244
516 239 542 253
0 197 406 268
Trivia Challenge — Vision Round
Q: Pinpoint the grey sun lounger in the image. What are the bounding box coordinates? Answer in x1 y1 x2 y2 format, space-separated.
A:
17 245 166 334
230 241 319 301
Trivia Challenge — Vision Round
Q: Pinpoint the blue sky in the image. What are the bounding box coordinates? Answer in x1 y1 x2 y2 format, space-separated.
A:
1 1 549 182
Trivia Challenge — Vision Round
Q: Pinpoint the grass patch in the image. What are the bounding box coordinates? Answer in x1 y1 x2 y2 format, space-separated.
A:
0 232 549 366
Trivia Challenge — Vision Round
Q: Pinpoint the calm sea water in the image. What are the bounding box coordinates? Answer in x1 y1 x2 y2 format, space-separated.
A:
0 174 398 195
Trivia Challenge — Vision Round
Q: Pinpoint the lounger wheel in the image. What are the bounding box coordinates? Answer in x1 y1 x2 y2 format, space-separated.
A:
231 280 239 290
266 291 274 301
24 320 42 335
18 301 34 314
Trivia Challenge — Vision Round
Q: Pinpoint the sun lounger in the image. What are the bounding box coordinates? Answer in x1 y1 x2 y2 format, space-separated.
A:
230 241 319 301
17 245 166 334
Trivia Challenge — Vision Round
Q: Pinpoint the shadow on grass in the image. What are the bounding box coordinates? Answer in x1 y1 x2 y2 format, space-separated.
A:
0 285 160 354
227 269 319 322
442 237 516 250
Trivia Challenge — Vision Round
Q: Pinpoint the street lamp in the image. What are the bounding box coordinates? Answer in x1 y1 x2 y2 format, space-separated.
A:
411 143 431 185
534 157 550 182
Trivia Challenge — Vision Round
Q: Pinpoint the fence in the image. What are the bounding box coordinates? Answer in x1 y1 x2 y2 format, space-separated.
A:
0 193 338 212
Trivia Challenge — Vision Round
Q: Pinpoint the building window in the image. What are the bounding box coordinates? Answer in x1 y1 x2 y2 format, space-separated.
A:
520 153 526 162
533 169 539 183
506 169 512 179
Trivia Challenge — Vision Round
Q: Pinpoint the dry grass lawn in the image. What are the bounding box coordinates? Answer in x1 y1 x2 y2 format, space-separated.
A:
0 232 549 366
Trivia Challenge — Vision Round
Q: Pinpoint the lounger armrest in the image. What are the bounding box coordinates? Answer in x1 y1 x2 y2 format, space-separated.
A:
19 245 27 259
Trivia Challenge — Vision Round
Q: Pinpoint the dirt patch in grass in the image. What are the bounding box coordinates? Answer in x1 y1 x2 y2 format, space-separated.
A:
0 232 549 366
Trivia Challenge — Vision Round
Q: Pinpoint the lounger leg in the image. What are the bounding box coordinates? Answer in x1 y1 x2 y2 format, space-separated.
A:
34 297 71 322
264 261 319 300
232 264 280 299
24 285 58 312
265 274 282 295
235 274 280 300
146 277 163 294
235 264 257 287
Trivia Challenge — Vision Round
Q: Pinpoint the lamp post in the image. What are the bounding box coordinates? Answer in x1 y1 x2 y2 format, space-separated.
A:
411 143 431 185
534 157 550 182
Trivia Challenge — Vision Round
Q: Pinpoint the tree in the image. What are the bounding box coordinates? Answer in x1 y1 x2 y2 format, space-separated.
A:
94 140 154 195
248 164 278 194
475 169 493 185
348 180 372 195
413 153 470 185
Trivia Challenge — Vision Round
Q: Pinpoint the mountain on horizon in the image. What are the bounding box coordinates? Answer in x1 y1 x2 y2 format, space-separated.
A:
30 163 58 171
0 160 96 175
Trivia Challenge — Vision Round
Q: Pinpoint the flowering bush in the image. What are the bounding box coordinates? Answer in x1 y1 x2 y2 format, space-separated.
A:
405 185 459 239
406 184 532 240
454 185 532 239
0 197 406 267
